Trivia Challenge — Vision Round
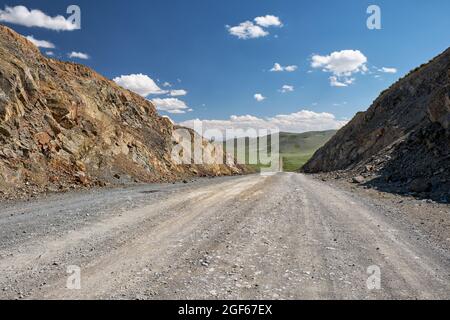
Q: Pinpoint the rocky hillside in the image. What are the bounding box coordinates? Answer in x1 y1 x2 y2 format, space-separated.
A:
303 47 450 202
0 25 249 199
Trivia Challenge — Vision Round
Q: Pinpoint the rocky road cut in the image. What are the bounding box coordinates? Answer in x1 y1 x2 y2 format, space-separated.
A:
0 173 449 300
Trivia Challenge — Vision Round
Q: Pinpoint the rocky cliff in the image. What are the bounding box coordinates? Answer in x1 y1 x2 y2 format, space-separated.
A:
0 25 249 199
303 47 450 202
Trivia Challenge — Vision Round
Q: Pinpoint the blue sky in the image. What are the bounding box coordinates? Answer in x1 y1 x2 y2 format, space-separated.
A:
1 0 449 133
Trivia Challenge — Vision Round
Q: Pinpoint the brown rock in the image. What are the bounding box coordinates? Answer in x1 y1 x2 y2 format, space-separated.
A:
0 25 252 197
352 176 365 184
35 132 51 146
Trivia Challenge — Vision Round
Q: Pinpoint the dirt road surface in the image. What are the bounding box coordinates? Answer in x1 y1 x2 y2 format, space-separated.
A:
0 173 449 299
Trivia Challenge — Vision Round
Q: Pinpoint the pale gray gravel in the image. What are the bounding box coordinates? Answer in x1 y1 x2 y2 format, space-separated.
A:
0 173 449 300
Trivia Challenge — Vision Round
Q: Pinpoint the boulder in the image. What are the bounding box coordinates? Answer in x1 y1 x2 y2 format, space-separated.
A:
352 176 365 184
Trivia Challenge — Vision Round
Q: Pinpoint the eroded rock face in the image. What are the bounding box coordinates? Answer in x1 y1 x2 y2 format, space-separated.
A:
0 25 249 198
303 47 450 201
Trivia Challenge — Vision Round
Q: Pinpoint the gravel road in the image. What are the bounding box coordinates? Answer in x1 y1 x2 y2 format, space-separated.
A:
0 173 449 300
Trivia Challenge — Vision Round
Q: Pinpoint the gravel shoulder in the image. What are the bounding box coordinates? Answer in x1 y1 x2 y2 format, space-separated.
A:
0 173 449 300
316 174 450 257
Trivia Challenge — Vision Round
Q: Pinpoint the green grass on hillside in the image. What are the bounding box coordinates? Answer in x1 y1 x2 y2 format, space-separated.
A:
222 130 336 172
282 153 316 172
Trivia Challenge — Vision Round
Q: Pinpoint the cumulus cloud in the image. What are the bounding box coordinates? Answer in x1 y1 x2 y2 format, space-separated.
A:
68 51 89 60
25 35 55 48
379 67 397 74
151 98 191 114
270 63 284 72
170 89 188 97
179 110 347 139
284 65 298 72
113 74 167 97
254 15 282 27
311 49 367 87
0 5 78 31
227 15 282 39
270 63 298 72
162 82 172 87
311 50 367 76
227 21 268 39
254 93 266 102
329 76 355 87
280 85 294 93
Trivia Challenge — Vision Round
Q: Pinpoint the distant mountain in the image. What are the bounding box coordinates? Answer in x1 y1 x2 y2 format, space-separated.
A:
303 47 450 202
223 130 337 172
0 25 249 198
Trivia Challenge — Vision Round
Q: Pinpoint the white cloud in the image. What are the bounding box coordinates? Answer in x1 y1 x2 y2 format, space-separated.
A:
311 50 367 87
270 63 283 72
254 15 282 28
151 98 191 114
280 85 294 93
333 101 348 107
0 5 78 31
162 82 172 87
113 74 167 97
311 50 367 76
284 65 298 72
45 51 54 56
170 89 188 97
379 67 397 74
270 63 298 72
25 35 55 48
179 110 347 139
329 76 355 87
227 15 282 39
254 93 266 102
68 51 89 60
345 78 355 85
227 21 269 39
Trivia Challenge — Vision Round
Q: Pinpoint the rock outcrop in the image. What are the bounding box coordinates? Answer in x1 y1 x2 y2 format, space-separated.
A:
303 47 450 202
0 25 249 199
